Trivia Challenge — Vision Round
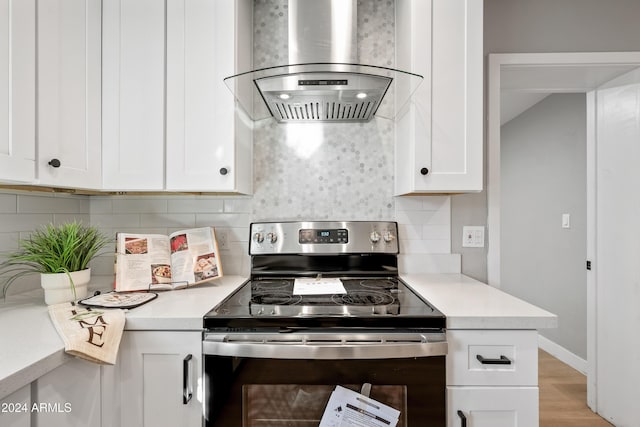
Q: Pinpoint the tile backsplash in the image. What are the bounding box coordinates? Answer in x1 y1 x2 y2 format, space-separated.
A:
0 190 454 297
0 191 91 296
88 195 252 278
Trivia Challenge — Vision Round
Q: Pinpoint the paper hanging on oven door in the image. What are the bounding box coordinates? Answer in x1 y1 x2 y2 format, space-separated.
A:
319 385 400 427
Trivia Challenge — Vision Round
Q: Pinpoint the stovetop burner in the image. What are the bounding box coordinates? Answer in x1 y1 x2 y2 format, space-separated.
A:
251 280 291 292
332 290 395 306
250 292 303 306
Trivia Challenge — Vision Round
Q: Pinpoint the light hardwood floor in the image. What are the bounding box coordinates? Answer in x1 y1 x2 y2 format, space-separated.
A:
539 350 612 426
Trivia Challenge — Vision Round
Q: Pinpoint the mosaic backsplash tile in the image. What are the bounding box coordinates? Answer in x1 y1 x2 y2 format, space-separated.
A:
252 0 397 221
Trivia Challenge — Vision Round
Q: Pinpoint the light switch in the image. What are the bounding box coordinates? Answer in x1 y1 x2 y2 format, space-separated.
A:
462 226 485 248
562 213 571 229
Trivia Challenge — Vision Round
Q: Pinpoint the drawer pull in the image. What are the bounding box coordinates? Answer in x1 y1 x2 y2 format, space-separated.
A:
457 410 467 427
476 354 512 365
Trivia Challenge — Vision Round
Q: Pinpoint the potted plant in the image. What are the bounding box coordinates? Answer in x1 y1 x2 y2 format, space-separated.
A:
0 221 111 304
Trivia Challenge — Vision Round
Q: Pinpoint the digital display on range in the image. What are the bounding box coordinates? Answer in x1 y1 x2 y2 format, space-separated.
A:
299 229 348 244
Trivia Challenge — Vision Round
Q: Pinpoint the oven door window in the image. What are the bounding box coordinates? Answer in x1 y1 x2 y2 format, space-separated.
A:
204 356 445 427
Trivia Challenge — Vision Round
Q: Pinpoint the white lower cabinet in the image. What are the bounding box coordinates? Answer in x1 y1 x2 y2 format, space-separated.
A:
0 384 31 427
117 330 202 427
446 330 540 427
447 387 539 427
33 358 102 427
0 359 103 427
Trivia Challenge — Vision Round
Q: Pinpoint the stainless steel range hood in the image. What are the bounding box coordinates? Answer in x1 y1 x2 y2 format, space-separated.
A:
225 0 423 123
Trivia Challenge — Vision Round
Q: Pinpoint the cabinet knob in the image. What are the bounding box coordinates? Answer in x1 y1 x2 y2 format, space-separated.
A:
420 167 429 176
48 158 61 168
219 167 228 176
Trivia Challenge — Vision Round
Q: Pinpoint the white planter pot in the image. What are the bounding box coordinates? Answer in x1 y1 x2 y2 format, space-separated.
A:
40 269 90 305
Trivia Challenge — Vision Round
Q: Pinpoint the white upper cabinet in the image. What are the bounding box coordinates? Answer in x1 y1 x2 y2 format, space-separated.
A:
37 0 102 189
0 0 36 184
165 0 252 193
102 0 166 191
102 0 252 193
395 0 483 195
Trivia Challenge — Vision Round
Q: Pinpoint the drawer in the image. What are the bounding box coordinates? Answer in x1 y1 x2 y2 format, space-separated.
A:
446 330 538 386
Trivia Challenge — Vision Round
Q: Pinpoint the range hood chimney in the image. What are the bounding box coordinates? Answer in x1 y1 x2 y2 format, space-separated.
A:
225 0 423 123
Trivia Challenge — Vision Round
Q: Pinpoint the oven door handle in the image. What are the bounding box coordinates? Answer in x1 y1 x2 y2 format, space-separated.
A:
203 336 447 359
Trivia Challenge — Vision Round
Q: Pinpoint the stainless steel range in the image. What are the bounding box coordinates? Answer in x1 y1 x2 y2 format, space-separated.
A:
203 221 446 427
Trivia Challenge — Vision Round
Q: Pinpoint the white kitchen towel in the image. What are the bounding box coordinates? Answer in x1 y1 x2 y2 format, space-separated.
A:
48 301 125 365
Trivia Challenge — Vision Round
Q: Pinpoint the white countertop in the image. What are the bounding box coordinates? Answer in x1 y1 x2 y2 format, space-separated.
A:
0 273 556 400
400 274 558 330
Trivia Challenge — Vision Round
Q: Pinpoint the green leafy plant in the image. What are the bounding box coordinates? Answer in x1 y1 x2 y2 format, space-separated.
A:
0 221 111 299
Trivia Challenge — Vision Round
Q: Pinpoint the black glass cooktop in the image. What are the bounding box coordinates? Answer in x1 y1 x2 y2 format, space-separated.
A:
203 277 445 331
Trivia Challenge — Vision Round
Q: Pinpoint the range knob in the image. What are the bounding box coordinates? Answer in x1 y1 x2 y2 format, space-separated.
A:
267 232 278 244
369 231 381 244
383 231 395 243
253 232 264 243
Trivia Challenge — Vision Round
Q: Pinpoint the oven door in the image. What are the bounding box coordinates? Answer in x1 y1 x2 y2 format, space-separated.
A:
203 332 446 427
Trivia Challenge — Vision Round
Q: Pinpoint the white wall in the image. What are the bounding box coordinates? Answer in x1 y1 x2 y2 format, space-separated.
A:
484 0 640 54
501 93 587 359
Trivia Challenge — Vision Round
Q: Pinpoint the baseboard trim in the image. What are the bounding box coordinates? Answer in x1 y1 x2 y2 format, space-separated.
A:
538 335 587 375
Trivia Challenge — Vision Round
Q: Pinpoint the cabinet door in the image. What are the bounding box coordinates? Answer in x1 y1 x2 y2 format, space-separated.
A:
102 0 165 190
395 0 483 194
37 0 101 189
165 0 252 193
34 358 102 427
0 384 31 427
447 387 539 427
118 331 202 427
0 0 35 184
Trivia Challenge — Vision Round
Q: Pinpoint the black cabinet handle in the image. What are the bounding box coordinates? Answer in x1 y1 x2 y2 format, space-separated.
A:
183 354 193 404
420 167 429 175
476 354 512 365
219 167 228 175
457 410 467 427
48 158 61 168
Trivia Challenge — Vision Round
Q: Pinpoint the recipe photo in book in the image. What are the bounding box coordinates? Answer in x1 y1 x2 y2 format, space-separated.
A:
114 227 223 291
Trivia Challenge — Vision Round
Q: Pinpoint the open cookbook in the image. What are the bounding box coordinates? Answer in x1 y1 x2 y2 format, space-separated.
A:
114 227 223 291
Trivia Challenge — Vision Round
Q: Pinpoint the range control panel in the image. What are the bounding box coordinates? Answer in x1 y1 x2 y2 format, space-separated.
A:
249 221 398 255
298 228 348 244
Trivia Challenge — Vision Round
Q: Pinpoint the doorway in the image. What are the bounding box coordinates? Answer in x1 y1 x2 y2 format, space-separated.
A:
487 52 640 423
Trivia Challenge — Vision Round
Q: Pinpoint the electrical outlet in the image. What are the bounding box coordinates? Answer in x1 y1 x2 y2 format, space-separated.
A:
462 226 485 248
217 230 229 250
